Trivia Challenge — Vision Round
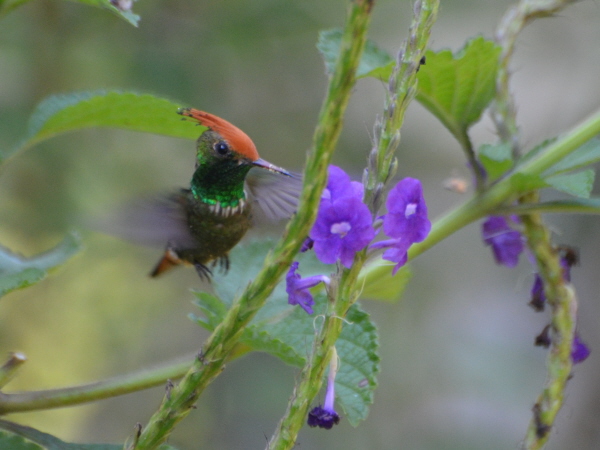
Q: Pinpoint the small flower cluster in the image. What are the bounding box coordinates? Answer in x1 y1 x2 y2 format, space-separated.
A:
286 166 431 314
286 166 431 429
286 166 431 430
481 217 590 364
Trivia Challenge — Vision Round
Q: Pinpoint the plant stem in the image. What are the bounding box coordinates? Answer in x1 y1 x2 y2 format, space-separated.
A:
0 356 193 414
365 0 439 210
493 1 581 448
268 1 439 449
497 199 600 215
132 1 373 448
520 192 577 449
493 0 578 158
0 353 27 390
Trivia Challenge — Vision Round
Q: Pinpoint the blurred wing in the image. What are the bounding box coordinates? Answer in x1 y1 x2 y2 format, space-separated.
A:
92 189 195 249
245 168 302 224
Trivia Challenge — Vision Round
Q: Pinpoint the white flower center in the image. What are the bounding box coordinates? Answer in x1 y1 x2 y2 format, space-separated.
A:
405 202 417 218
331 221 351 237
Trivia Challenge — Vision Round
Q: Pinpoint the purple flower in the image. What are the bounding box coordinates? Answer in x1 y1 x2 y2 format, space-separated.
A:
308 348 341 429
286 262 330 315
572 334 590 364
482 216 523 267
382 178 431 242
370 178 431 274
309 166 375 268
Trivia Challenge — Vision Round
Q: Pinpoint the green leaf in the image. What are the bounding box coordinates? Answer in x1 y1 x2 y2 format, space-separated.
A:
543 137 600 176
317 29 394 79
192 292 229 331
4 91 204 162
0 232 82 299
330 302 379 426
0 419 121 449
415 37 501 146
191 240 380 426
478 142 514 182
70 0 140 27
317 32 501 147
545 169 595 198
359 262 411 303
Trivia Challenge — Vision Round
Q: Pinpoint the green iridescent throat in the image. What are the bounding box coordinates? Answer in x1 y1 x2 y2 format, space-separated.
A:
190 158 251 207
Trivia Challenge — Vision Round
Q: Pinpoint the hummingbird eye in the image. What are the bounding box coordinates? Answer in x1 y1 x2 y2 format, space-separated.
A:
214 141 230 156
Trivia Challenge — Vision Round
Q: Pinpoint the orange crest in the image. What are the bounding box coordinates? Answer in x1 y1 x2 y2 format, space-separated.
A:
178 108 259 161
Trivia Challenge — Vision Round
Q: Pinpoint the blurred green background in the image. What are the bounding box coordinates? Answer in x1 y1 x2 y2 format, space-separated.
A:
1 0 600 448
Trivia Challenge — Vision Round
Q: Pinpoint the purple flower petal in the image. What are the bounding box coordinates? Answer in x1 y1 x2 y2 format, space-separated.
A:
325 165 364 201
482 216 523 267
286 262 329 315
371 238 411 274
572 334 590 364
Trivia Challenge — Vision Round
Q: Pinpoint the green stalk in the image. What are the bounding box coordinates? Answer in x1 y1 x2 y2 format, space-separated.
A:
0 357 193 414
521 192 577 449
365 0 439 209
492 1 582 449
0 353 27 390
268 1 439 449
132 1 374 448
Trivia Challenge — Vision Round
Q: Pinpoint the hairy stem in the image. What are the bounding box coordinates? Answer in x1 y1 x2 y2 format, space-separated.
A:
268 1 440 449
493 0 578 158
492 1 581 448
520 192 577 449
365 0 439 210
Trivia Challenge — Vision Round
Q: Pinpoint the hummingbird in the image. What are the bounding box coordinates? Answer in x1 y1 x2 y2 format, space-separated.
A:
105 108 300 279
